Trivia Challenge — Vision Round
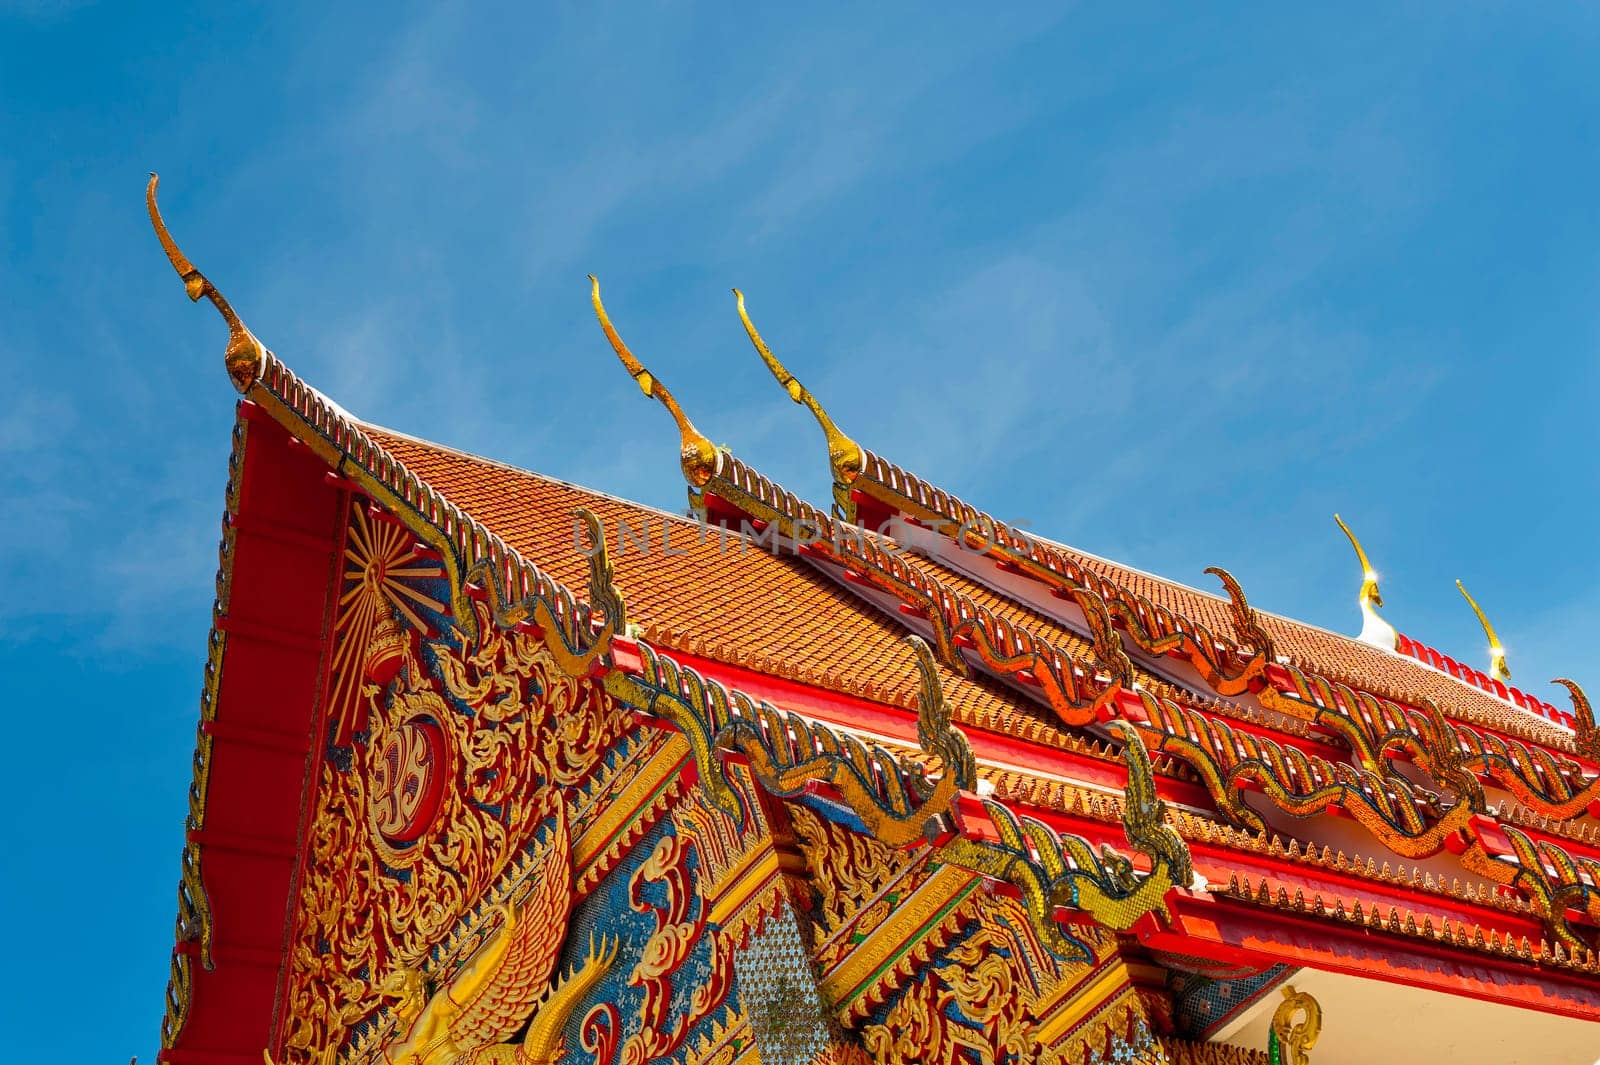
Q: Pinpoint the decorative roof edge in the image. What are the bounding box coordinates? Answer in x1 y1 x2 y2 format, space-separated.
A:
589 290 1600 951
158 410 245 1052
1394 632 1569 726
853 442 1584 750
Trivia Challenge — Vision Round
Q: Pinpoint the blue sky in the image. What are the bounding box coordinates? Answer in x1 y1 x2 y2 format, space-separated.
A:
2 4 1597 1059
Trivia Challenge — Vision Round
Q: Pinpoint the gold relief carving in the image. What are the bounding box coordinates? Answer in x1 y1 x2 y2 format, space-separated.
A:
1167 1040 1268 1065
862 981 979 1065
804 1047 874 1065
571 731 689 893
281 597 624 1064
826 861 980 1027
789 804 912 971
672 773 759 887
369 713 448 844
684 1010 756 1065
670 767 789 941
855 893 1129 1065
1268 985 1321 1065
373 807 619 1065
329 504 445 744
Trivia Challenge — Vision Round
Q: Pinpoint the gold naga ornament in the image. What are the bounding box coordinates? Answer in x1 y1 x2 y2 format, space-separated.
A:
1455 579 1511 682
147 174 266 393
1334 514 1398 651
733 289 864 506
589 275 719 489
1266 985 1321 1065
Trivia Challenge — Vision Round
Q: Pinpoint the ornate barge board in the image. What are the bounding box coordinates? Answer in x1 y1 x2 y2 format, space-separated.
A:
150 178 1600 1065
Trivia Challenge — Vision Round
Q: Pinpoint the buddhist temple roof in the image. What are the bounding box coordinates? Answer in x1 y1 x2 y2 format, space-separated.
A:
146 177 1600 1064
1063 544 1579 746
363 425 1073 746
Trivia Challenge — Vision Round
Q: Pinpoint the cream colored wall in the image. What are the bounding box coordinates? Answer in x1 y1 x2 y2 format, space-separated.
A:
1216 968 1600 1065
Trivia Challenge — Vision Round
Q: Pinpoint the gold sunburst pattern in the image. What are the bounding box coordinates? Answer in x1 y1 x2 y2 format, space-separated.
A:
328 503 446 744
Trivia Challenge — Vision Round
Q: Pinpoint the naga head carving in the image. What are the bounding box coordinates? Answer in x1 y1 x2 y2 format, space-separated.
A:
376 967 430 1027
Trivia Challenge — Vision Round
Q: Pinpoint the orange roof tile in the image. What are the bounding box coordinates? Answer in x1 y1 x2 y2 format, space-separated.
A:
361 426 1082 751
1062 546 1578 751
851 448 1580 752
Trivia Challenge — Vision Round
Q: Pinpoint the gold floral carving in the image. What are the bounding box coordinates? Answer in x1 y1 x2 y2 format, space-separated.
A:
854 892 1162 1065
789 800 987 1037
671 766 790 942
372 806 620 1065
789 804 923 973
571 730 689 893
684 1009 758 1065
281 596 623 1063
1168 1038 1269 1065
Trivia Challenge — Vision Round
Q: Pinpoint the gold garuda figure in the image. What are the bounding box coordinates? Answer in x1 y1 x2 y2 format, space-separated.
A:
375 810 618 1065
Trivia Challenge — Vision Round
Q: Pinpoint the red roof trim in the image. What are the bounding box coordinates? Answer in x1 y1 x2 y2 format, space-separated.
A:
1396 632 1575 729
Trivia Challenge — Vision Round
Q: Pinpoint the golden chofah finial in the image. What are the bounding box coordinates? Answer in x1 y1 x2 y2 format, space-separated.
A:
146 174 266 393
1456 579 1510 682
734 289 863 486
589 276 718 488
1334 514 1398 651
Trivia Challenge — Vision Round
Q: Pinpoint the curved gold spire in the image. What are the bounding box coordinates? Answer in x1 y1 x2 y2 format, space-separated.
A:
589 276 718 487
146 174 266 393
1334 514 1398 650
1456 579 1510 682
734 289 863 486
